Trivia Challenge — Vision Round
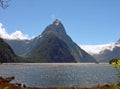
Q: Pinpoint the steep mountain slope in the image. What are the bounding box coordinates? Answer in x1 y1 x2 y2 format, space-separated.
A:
39 19 96 62
5 19 96 63
80 39 120 62
31 33 76 63
4 39 30 56
0 38 17 62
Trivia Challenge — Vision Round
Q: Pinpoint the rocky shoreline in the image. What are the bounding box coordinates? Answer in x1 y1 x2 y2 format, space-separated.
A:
0 76 118 89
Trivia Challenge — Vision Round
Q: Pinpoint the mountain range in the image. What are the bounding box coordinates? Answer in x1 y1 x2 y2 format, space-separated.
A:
3 19 96 63
80 39 120 62
2 19 119 63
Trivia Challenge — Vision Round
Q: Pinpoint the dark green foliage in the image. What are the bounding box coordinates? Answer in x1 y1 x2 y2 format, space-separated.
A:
31 33 76 63
109 58 120 89
109 58 118 65
0 38 17 63
0 0 9 9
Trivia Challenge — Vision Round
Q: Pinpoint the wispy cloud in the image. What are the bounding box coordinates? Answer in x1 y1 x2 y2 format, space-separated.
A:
0 23 30 40
50 14 56 20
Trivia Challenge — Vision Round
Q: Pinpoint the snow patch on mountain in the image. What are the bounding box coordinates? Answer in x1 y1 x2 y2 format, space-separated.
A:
80 42 120 55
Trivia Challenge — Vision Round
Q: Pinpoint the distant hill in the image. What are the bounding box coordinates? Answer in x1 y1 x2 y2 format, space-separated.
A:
0 38 17 63
4 39 30 56
5 19 96 63
80 39 120 62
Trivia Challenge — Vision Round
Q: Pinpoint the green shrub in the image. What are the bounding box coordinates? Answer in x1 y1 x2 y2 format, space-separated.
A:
110 58 120 89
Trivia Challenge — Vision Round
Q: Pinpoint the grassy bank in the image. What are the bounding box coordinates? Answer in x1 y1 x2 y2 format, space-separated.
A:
0 76 118 89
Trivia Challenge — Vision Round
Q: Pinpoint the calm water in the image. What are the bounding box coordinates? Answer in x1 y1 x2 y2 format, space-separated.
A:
0 63 118 87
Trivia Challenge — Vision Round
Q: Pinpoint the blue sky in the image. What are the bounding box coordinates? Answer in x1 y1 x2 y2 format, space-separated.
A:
0 0 120 45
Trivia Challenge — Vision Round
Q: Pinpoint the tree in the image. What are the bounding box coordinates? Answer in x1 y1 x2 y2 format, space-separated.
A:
0 0 10 9
110 58 120 89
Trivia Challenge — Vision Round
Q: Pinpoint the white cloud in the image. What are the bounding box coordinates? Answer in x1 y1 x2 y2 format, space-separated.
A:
0 23 30 40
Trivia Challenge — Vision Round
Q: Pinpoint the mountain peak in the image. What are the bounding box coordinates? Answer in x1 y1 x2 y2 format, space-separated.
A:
53 19 61 26
4 20 96 63
41 19 67 37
